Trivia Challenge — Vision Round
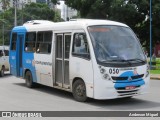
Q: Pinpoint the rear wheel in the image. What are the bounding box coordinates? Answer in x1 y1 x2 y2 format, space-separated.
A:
72 80 87 102
25 71 34 88
0 66 5 77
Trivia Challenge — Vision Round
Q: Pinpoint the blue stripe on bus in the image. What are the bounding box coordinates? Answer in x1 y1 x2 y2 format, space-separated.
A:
10 26 37 82
23 53 37 82
12 26 27 33
114 71 145 88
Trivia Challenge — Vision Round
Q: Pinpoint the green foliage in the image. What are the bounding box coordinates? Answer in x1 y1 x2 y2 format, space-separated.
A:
23 3 55 22
0 0 10 10
0 2 61 46
150 70 160 74
62 0 160 54
54 10 62 22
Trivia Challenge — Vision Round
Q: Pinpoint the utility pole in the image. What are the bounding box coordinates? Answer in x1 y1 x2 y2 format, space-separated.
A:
2 22 4 46
21 1 26 24
2 14 4 46
150 0 152 69
14 0 17 26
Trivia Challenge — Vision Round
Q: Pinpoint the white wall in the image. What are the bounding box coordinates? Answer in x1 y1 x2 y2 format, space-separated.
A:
57 1 77 21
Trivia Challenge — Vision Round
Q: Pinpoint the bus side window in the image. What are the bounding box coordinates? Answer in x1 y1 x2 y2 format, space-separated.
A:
36 31 52 54
11 33 17 51
0 50 3 57
72 33 90 59
25 32 36 52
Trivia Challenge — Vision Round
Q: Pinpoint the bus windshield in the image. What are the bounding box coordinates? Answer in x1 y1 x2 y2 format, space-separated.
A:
88 25 146 65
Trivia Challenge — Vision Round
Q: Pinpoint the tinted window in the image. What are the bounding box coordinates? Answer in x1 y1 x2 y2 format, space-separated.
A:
36 31 52 54
0 50 3 57
25 32 36 52
88 26 146 62
11 33 17 50
65 35 71 59
72 33 90 59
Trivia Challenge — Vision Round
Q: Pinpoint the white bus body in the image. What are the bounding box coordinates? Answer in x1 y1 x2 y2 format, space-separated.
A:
0 46 9 77
9 20 149 101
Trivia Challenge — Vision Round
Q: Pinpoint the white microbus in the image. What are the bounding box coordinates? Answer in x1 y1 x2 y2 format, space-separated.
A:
0 46 9 77
9 19 149 101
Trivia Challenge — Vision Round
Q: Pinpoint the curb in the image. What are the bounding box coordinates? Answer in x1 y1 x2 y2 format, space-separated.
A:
150 77 160 80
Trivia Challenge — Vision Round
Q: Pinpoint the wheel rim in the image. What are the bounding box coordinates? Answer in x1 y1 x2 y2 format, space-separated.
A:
75 84 86 97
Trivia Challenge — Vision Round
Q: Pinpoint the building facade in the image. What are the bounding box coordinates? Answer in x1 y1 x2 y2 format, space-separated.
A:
0 0 48 10
58 1 77 21
10 0 36 9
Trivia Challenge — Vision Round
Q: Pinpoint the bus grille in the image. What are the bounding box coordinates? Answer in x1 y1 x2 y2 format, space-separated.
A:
116 86 140 96
112 76 128 80
112 74 144 81
131 74 144 79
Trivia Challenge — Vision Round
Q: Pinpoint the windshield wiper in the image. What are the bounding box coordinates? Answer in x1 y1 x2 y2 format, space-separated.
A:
127 59 146 63
101 59 131 65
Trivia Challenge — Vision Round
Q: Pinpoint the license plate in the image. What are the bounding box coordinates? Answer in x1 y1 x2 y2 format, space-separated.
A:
125 86 136 90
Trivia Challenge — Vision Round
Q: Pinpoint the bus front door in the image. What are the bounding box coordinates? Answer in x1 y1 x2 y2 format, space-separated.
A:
55 33 71 89
16 34 24 77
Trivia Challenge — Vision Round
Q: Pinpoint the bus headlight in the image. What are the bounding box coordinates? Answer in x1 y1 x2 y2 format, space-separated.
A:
103 74 111 80
100 68 105 74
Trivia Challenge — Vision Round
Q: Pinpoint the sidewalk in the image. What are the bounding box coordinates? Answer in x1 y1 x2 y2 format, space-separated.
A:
150 74 160 80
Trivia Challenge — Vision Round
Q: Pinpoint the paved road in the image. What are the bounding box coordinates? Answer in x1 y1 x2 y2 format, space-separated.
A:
0 74 160 120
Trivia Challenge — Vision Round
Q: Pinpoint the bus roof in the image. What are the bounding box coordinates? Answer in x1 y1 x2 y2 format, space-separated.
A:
12 19 129 32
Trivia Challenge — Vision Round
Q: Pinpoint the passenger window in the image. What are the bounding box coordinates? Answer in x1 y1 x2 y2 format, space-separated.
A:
0 50 3 57
36 31 52 54
11 33 17 51
25 32 36 52
72 33 90 59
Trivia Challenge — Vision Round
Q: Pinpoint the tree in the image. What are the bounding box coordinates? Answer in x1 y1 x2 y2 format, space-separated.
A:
0 2 61 45
64 0 111 18
0 0 10 11
51 0 59 4
23 3 55 22
52 0 160 54
0 0 10 45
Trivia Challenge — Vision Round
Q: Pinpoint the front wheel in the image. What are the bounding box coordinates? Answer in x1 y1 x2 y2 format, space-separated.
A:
25 71 34 88
72 80 87 102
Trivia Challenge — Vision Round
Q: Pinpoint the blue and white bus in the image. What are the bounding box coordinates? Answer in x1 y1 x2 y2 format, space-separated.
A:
9 19 149 102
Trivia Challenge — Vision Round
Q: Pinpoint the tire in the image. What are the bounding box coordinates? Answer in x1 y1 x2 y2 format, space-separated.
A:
0 66 5 77
25 71 34 88
72 80 87 102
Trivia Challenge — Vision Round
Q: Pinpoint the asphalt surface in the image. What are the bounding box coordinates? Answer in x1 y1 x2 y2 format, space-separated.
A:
0 74 160 120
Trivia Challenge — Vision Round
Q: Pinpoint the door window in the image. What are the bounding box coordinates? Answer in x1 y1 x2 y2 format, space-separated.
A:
11 33 17 51
72 33 90 59
65 35 71 59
